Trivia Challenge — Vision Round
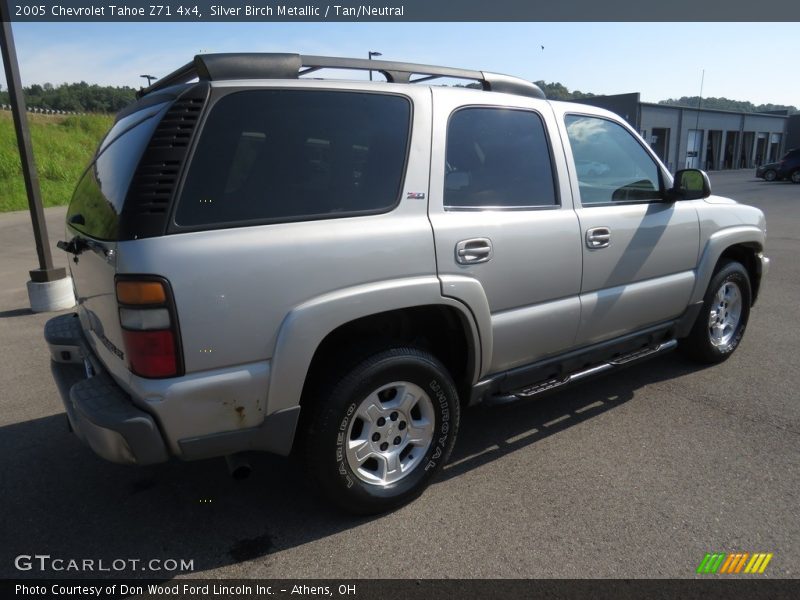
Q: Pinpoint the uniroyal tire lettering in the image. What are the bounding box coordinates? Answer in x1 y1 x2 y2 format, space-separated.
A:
423 378 452 471
336 405 357 484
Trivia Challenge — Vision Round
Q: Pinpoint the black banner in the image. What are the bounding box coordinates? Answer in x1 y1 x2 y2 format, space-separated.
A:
4 0 800 22
4 579 800 600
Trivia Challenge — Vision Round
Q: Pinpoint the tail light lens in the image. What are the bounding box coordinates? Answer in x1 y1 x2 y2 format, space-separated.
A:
122 330 177 378
115 277 183 378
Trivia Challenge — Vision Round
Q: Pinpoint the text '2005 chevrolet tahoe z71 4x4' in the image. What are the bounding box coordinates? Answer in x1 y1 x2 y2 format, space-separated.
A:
45 54 769 514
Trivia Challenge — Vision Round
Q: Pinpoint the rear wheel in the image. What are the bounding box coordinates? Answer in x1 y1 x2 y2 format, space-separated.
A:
763 169 777 182
304 347 460 514
791 170 800 184
680 261 751 364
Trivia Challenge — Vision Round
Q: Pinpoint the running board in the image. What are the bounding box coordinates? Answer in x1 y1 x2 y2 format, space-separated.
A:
486 340 678 406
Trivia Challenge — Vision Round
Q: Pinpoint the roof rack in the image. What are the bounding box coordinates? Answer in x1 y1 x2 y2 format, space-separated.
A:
136 53 546 100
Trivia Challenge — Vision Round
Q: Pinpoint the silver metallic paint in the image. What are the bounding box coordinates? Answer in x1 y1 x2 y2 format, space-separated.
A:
61 83 769 460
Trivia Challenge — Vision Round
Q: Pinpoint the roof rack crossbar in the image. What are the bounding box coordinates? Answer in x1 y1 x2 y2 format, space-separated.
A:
408 75 442 84
137 53 546 100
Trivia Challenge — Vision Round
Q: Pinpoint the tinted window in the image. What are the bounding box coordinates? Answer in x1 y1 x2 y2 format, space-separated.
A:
96 102 170 155
67 110 164 240
175 90 411 227
444 108 556 208
564 115 662 205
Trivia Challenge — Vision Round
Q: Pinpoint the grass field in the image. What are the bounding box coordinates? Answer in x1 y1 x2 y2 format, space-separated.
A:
0 111 113 212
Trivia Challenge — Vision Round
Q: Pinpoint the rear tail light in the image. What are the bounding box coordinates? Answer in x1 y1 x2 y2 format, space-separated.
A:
116 281 167 305
115 277 183 378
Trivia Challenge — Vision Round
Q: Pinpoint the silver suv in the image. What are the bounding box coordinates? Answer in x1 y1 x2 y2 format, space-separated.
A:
46 53 769 514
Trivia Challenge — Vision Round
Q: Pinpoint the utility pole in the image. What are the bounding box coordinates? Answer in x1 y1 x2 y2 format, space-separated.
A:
1 4 73 311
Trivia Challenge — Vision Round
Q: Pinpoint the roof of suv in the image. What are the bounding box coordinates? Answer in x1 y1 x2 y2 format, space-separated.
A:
138 53 546 101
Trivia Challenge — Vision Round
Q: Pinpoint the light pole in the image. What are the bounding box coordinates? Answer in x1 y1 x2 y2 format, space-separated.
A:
1 5 73 311
368 51 382 81
140 74 157 87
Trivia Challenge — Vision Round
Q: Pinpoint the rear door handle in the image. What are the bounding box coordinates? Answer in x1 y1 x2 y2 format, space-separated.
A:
455 238 493 264
586 227 611 249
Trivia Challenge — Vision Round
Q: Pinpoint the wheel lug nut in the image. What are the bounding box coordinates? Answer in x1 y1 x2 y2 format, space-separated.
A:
390 411 398 421
394 436 401 445
399 421 406 430
380 442 389 451
377 417 386 427
372 432 381 442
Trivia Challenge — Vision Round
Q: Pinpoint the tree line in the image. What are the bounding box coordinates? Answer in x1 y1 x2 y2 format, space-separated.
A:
659 96 797 115
0 82 137 113
1 81 796 115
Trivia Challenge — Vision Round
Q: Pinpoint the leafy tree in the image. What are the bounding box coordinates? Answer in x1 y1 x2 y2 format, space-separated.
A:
534 81 595 100
0 82 137 112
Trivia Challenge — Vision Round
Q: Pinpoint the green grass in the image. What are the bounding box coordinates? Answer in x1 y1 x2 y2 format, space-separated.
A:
0 111 113 212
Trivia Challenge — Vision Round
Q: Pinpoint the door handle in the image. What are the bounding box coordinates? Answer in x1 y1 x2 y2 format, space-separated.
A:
455 238 493 264
585 227 611 249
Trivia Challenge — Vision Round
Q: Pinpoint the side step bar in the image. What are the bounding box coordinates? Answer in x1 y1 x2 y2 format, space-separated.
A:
486 340 678 406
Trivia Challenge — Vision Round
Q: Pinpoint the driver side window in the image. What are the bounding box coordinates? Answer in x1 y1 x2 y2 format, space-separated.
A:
565 114 662 205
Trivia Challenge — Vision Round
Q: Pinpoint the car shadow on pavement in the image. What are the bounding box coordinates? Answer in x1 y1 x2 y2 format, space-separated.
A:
0 352 707 578
441 352 709 481
0 412 360 578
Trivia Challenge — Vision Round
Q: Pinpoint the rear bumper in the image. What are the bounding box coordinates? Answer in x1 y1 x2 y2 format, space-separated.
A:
45 313 301 464
45 313 169 465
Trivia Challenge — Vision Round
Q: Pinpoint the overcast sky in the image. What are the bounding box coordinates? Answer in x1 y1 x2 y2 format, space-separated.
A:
2 22 798 106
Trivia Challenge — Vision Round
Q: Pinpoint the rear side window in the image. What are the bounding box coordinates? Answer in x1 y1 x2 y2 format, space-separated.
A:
174 90 411 227
444 107 557 209
67 109 165 240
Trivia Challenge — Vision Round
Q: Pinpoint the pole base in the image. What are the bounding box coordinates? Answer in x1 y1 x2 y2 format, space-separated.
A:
26 276 75 313
30 267 67 282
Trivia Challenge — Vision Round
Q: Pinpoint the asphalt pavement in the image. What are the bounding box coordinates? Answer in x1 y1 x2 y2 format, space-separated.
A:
0 170 797 579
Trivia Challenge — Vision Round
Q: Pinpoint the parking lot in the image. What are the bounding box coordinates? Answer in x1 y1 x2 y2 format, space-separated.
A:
0 170 797 579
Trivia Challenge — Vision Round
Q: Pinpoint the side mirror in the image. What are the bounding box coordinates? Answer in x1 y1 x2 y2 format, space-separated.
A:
667 169 711 201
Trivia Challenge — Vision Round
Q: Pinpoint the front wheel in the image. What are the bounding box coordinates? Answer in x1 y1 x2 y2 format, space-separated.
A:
763 169 777 182
680 261 751 364
304 347 460 514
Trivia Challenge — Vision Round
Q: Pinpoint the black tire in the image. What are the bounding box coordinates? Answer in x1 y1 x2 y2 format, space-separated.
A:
763 169 777 182
680 261 751 364
304 347 460 515
791 170 800 184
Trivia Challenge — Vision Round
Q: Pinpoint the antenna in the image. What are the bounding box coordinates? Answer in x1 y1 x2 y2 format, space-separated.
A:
694 69 705 167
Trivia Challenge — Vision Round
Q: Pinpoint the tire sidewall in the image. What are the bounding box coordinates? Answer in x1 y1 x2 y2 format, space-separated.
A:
700 263 751 358
764 170 777 182
313 350 459 513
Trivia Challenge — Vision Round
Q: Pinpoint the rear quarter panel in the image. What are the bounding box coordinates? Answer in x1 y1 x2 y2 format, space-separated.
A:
114 84 438 440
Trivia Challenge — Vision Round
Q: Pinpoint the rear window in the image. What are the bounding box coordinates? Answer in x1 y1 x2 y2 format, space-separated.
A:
66 107 167 240
174 90 411 228
444 107 557 209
